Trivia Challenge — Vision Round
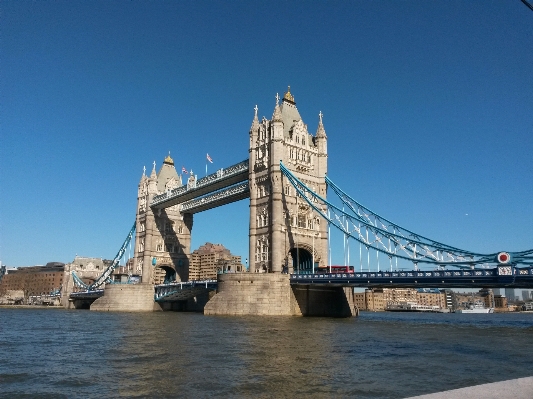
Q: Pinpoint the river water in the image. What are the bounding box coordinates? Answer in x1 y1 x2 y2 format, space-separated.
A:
0 308 532 398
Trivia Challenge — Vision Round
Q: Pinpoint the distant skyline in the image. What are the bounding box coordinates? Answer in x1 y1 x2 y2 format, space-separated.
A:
1 1 532 267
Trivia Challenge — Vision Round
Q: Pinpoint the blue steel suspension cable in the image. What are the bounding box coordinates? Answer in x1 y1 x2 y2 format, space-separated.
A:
88 222 136 290
280 163 477 266
325 174 533 265
280 162 531 267
325 175 483 256
280 163 478 264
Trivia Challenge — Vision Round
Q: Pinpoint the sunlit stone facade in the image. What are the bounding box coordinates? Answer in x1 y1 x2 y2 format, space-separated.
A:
248 87 328 274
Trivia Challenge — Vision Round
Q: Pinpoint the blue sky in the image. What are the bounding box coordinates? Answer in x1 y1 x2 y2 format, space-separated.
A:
1 1 532 267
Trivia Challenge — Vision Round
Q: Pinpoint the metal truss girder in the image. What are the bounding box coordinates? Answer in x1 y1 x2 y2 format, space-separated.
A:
69 289 104 300
151 160 249 209
179 182 249 214
155 280 217 302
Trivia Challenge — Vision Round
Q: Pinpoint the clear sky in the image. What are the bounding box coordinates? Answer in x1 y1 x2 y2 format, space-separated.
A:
1 1 532 268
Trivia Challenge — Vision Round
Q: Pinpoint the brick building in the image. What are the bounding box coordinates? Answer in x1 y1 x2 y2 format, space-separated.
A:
494 295 508 308
0 262 65 299
189 242 243 281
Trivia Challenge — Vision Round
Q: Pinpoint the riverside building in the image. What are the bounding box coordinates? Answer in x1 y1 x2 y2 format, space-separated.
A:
354 288 449 311
0 262 65 300
189 242 244 281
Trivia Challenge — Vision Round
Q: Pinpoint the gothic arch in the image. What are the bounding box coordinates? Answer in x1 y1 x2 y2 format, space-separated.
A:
153 264 176 285
288 244 316 274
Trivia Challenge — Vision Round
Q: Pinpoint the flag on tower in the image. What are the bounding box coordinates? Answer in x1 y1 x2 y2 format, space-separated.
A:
182 167 188 174
207 153 213 163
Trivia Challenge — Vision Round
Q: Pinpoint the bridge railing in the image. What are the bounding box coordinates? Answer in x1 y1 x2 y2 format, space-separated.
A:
151 160 249 207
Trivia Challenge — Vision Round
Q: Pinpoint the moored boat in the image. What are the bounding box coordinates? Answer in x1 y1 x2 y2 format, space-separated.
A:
455 302 494 313
386 302 445 313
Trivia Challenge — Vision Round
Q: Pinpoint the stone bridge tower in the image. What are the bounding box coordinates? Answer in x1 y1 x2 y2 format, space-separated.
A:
205 88 353 316
248 87 328 274
133 154 192 284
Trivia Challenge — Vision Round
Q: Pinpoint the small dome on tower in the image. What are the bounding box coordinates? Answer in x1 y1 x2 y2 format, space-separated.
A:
283 86 295 103
164 152 174 165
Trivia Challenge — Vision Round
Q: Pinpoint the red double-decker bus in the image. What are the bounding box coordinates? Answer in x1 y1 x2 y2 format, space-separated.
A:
315 265 354 274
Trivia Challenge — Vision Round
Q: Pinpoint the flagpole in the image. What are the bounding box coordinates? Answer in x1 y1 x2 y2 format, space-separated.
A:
206 153 213 176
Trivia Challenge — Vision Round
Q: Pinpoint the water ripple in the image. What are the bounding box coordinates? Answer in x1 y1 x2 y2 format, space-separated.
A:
0 309 532 398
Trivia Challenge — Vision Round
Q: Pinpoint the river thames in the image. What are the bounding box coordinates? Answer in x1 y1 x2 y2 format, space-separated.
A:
0 308 532 398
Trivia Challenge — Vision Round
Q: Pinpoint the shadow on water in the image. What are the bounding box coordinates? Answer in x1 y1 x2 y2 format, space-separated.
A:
1 308 532 398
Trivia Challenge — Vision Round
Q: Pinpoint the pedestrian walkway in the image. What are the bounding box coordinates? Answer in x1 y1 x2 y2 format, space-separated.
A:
407 376 533 399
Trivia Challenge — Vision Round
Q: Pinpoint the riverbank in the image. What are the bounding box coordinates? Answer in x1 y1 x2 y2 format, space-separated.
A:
0 304 64 309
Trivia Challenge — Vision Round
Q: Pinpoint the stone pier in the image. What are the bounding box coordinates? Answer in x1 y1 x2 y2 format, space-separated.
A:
90 284 158 312
204 273 357 317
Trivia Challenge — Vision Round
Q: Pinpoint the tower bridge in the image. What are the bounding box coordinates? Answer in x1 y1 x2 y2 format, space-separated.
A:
70 87 533 316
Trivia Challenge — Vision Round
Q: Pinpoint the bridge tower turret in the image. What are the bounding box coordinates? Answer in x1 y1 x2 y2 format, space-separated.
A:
133 154 192 284
249 87 329 274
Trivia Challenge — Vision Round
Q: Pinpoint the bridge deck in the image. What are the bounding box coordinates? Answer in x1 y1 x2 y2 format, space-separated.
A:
155 280 217 302
290 267 533 288
69 289 104 300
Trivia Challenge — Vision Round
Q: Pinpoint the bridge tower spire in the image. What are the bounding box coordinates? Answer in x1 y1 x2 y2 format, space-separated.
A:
249 87 328 274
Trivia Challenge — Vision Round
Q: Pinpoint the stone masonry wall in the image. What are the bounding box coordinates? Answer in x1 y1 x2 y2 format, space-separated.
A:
204 274 297 316
90 284 158 312
204 274 358 317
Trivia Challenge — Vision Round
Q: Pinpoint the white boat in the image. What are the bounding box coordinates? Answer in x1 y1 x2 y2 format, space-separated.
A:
456 302 494 314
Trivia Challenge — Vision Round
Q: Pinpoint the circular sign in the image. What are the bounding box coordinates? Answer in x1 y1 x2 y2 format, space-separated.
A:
497 252 510 264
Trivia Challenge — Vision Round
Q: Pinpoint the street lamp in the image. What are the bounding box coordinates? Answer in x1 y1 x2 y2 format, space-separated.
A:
312 232 315 274
312 231 319 274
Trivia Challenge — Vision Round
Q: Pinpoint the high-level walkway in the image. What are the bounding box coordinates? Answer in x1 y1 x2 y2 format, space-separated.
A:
150 160 249 210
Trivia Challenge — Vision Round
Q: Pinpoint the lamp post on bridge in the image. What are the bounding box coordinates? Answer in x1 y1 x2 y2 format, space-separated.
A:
312 231 320 274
